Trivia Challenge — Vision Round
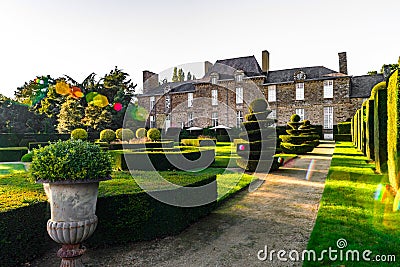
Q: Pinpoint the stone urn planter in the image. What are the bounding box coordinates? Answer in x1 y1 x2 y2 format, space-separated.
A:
30 140 112 267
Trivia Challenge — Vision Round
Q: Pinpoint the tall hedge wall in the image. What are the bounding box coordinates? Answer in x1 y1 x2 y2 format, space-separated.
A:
373 82 388 173
387 69 400 190
365 99 375 160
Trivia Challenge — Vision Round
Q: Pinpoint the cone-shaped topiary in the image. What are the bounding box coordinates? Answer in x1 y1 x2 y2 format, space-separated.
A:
236 99 280 172
279 116 319 154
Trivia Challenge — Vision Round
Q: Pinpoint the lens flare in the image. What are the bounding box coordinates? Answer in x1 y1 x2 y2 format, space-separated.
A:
393 191 400 212
70 86 84 99
92 94 109 108
113 102 123 111
55 81 71 95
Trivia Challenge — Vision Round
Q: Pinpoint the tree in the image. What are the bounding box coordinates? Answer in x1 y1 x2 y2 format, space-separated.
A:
367 71 378 75
187 72 192 80
14 75 55 106
37 84 64 118
82 103 112 132
172 67 179 82
57 97 84 133
178 68 185 82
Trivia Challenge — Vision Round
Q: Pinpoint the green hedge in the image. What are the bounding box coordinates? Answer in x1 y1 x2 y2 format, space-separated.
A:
28 142 51 151
373 84 388 173
334 134 352 141
0 133 70 148
365 99 375 160
387 69 400 190
111 149 215 171
337 122 351 134
181 139 217 147
0 147 28 162
216 135 231 142
109 141 174 150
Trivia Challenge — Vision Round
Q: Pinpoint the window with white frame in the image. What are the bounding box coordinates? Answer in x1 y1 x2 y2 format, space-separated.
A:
268 85 276 102
324 107 333 129
236 110 243 127
188 112 193 127
323 80 333 98
295 108 305 121
188 93 193 107
165 114 171 129
268 109 277 119
236 87 243 104
165 95 171 112
236 73 243 82
150 115 156 128
150 96 155 111
295 83 304 100
212 89 218 106
211 74 218 84
212 112 218 127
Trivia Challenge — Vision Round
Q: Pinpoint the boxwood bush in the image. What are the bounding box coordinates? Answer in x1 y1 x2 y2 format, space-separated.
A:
70 128 88 140
116 128 135 141
136 128 147 138
100 129 116 143
147 128 161 141
30 139 112 182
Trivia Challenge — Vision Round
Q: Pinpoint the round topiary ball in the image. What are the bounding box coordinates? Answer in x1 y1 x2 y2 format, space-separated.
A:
71 128 88 140
115 128 123 140
117 129 135 141
147 128 161 141
100 129 116 143
136 128 147 138
249 98 268 113
290 114 301 122
303 120 311 126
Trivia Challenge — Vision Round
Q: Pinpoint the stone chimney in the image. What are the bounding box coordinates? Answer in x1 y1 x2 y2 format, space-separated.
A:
143 70 159 94
338 52 348 75
204 61 213 75
262 50 269 73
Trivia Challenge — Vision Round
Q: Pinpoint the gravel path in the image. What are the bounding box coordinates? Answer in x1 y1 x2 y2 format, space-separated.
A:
29 141 334 267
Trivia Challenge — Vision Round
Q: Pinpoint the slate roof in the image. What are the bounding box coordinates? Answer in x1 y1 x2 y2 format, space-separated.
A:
140 80 201 96
205 55 263 80
264 66 340 84
350 74 384 98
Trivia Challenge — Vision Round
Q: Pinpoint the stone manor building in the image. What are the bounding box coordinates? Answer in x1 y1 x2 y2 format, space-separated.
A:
137 50 383 138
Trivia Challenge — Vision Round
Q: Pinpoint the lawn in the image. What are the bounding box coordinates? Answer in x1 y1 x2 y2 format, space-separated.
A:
210 142 240 168
304 142 400 266
0 163 26 175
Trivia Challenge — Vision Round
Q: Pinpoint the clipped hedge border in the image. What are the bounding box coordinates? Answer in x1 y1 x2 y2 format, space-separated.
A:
0 176 216 266
0 147 28 162
109 141 174 150
337 122 351 134
28 142 51 151
280 143 314 154
181 139 217 147
365 99 375 160
0 133 70 148
374 85 388 173
111 149 215 171
334 134 352 142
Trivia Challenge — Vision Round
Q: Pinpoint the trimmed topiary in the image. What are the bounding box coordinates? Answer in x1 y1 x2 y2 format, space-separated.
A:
21 151 34 162
136 128 147 139
249 98 268 113
290 114 301 122
279 115 319 154
100 129 116 143
236 99 279 172
147 128 161 141
373 81 388 174
70 128 88 140
116 128 135 141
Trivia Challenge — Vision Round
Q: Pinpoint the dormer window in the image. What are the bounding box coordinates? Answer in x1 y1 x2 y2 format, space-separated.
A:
235 71 244 82
211 73 218 84
294 70 306 81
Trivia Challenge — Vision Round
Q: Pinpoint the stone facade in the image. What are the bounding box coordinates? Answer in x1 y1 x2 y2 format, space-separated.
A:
137 51 382 138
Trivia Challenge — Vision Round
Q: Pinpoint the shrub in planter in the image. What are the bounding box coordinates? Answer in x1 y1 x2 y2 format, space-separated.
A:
70 128 88 140
147 128 161 141
136 128 147 138
30 139 112 266
116 128 135 141
100 129 116 143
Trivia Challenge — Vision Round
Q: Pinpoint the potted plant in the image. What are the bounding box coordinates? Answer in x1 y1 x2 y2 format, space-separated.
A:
30 139 112 267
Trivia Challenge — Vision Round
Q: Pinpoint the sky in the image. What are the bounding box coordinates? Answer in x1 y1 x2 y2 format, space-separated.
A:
0 0 398 98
